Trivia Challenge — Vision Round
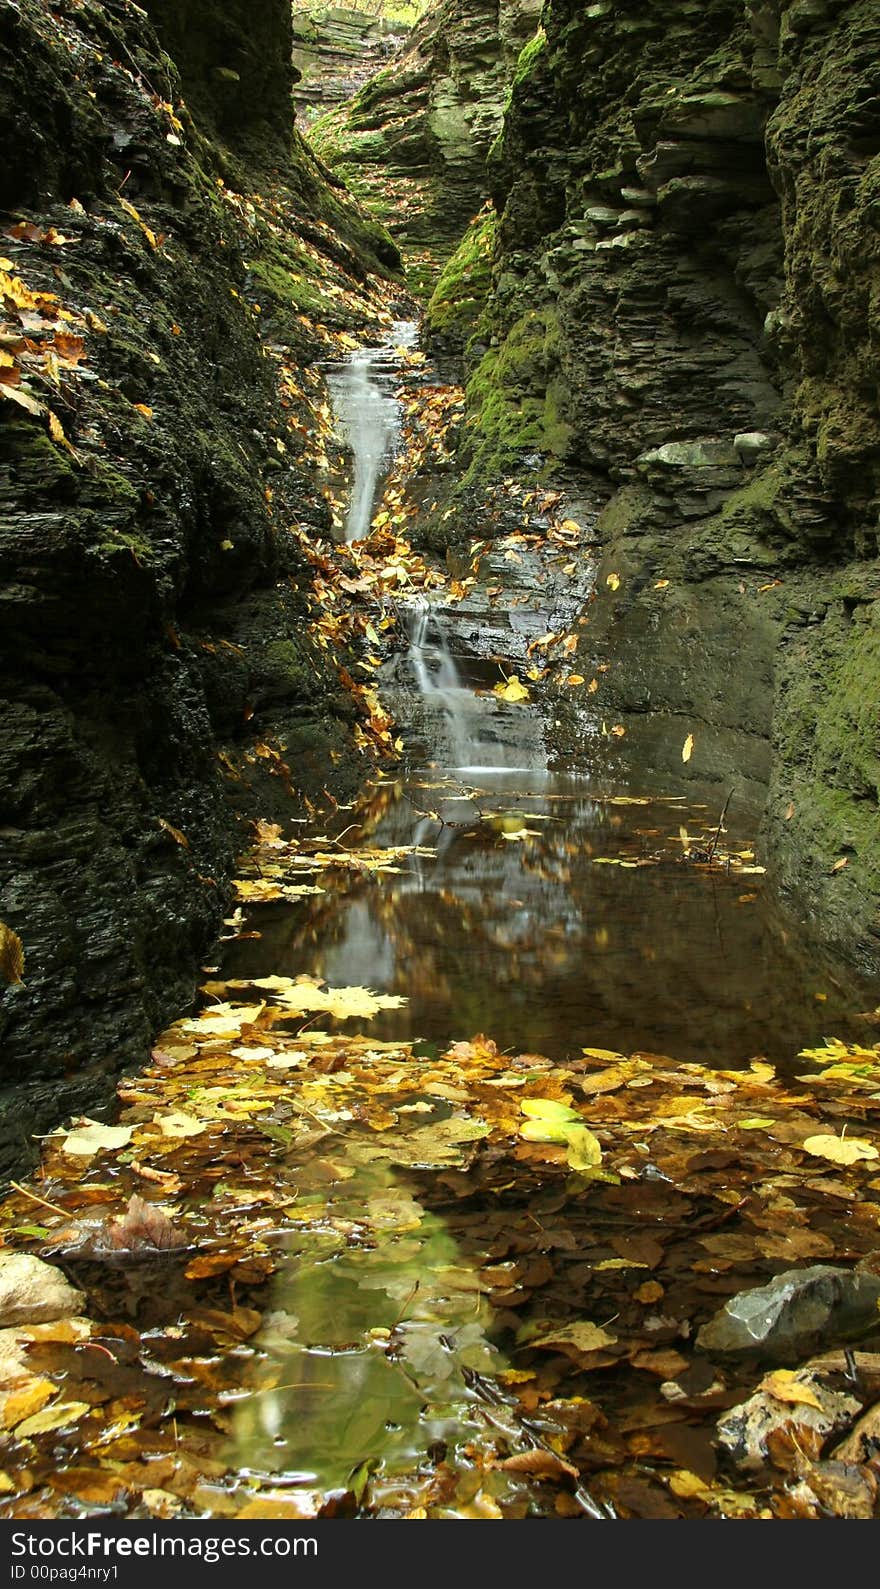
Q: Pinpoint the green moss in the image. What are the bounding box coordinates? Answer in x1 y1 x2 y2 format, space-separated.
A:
460 304 571 484
426 206 496 345
511 27 547 89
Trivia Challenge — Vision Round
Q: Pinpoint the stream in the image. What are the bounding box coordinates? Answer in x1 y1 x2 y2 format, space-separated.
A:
6 326 880 1524
219 330 879 1510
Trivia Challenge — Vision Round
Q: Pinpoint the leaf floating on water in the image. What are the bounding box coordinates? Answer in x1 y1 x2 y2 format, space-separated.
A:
60 1119 134 1157
682 733 695 763
154 1111 207 1139
495 1449 578 1483
0 922 24 985
564 1125 603 1171
1 1378 56 1430
533 1321 616 1354
801 1134 878 1165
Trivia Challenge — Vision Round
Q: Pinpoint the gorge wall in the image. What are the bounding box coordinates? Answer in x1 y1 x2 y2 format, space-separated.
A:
424 0 880 971
310 0 542 282
0 0 399 1173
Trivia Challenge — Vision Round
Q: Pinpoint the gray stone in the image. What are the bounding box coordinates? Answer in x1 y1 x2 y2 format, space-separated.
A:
638 440 741 470
697 1266 880 1361
0 1253 84 1327
734 430 776 466
583 205 622 227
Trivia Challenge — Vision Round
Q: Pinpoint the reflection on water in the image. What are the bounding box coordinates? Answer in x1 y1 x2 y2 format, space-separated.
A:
225 767 875 1069
234 1161 507 1498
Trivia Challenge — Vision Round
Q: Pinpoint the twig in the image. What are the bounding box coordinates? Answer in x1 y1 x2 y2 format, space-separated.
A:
8 1181 70 1219
706 788 734 863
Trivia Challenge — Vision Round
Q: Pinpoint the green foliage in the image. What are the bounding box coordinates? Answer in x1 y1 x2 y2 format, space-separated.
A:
292 0 428 23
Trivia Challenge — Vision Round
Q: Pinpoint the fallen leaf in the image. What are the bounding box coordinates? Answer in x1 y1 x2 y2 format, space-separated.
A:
682 734 695 764
493 676 531 704
495 1449 578 1483
762 1370 825 1412
802 1134 878 1165
15 1401 90 1437
2 1379 56 1430
606 573 620 591
60 1119 134 1157
0 922 24 985
533 1321 617 1353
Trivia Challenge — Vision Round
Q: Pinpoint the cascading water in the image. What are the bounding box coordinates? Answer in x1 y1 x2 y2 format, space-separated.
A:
403 599 473 771
326 319 418 542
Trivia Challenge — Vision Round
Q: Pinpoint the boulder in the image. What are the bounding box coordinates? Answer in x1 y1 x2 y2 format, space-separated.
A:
697 1265 880 1361
0 1253 84 1327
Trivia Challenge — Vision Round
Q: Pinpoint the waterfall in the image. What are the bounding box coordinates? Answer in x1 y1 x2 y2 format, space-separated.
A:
326 320 417 543
401 599 550 778
404 600 472 770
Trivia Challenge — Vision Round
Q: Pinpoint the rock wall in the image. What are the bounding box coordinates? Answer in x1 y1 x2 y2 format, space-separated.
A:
455 0 880 972
310 0 542 286
292 7 411 123
0 0 399 1174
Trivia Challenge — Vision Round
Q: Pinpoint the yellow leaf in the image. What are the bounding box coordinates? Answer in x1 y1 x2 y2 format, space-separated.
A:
61 1119 134 1156
566 674 585 686
2 1379 56 1430
831 857 848 873
682 733 695 763
606 572 620 591
533 1321 616 1353
133 403 153 420
762 1370 824 1412
654 579 670 590
669 1470 713 1501
16 1400 90 1437
493 676 531 704
564 1126 603 1171
0 922 24 985
802 1133 878 1165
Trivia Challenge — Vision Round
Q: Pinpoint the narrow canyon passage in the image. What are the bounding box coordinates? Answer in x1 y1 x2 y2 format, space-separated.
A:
2 0 880 1533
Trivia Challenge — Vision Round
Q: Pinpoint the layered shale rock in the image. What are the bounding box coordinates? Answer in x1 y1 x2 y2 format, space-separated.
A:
453 0 880 968
292 6 412 123
0 0 399 1174
310 0 542 283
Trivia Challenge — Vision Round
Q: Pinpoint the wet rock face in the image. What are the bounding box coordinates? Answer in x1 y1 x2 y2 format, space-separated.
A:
0 0 392 1175
467 0 880 967
141 0 295 163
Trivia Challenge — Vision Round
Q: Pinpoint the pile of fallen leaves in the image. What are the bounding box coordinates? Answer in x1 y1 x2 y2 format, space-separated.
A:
3 970 880 1520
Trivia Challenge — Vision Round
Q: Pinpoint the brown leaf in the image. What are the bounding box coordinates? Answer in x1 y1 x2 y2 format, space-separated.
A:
0 921 24 985
495 1449 578 1483
103 1194 188 1252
